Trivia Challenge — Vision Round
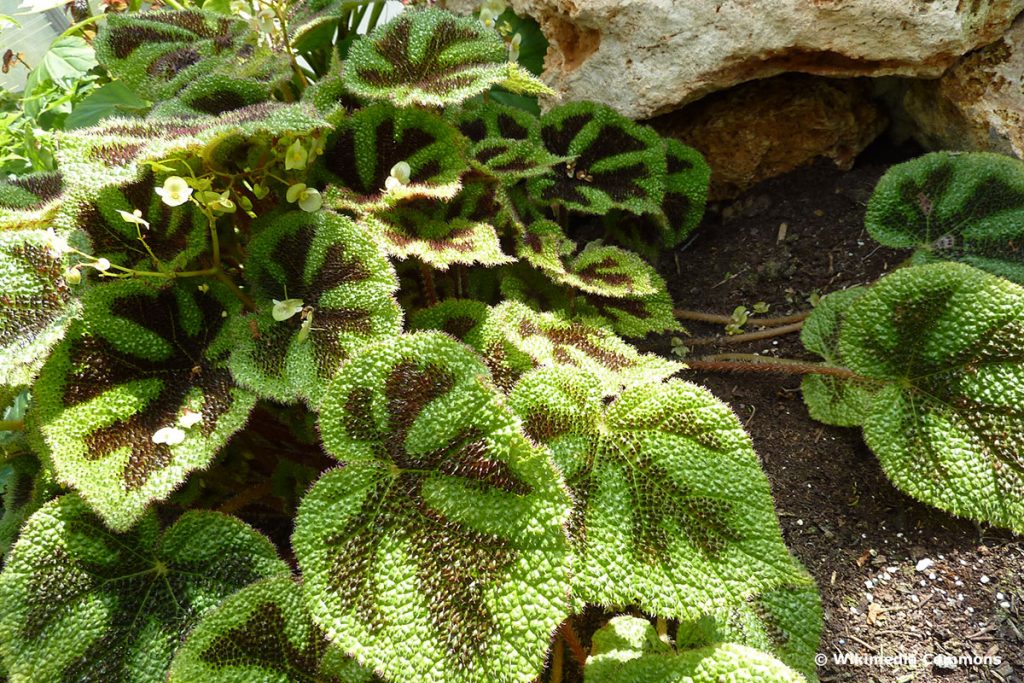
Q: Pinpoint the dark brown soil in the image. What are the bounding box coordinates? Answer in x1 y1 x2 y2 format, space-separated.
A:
647 146 1023 683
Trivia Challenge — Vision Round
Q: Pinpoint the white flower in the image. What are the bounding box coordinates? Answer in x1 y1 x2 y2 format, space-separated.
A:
116 208 150 230
482 0 506 14
92 257 111 272
479 7 496 28
509 32 522 62
272 298 304 321
297 187 322 212
285 140 308 171
384 161 411 192
178 410 203 429
297 310 313 343
155 176 193 207
152 426 186 445
256 6 276 33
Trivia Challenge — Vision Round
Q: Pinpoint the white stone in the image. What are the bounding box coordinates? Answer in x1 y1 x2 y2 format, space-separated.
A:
916 558 934 572
511 0 1024 120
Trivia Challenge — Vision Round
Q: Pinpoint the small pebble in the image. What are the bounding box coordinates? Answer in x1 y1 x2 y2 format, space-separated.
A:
981 575 990 584
916 558 934 572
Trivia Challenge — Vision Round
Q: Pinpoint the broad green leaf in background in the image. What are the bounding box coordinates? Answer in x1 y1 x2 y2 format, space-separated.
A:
295 332 572 683
0 495 288 683
585 616 806 683
508 367 811 620
36 36 97 90
866 151 1024 283
65 82 150 130
811 262 1024 533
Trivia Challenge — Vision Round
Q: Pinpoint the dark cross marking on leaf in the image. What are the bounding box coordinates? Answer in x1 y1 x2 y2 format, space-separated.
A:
200 602 328 681
575 255 635 290
587 294 655 323
0 244 71 350
253 225 373 378
43 523 257 682
75 171 193 266
323 117 438 198
895 162 954 244
61 288 235 490
89 142 145 167
355 14 486 95
540 113 649 206
517 317 634 370
327 360 530 668
0 172 63 210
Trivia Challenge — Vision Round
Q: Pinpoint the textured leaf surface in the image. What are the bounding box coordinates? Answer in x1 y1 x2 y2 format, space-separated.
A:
342 9 543 106
0 456 57 567
676 581 822 681
866 152 1024 283
800 288 878 427
30 279 256 531
364 182 512 269
476 301 681 394
169 577 380 683
0 230 80 388
409 299 490 342
58 169 208 273
230 210 401 406
318 104 467 209
656 138 711 246
95 11 258 103
529 102 666 216
0 173 64 227
828 262 1024 533
509 367 809 618
0 495 288 683
295 332 572 683
585 616 806 683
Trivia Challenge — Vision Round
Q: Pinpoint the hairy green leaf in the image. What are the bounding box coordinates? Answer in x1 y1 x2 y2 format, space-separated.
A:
824 262 1024 533
230 209 401 406
95 11 259 103
529 102 666 216
169 576 380 683
342 8 546 107
409 299 490 342
0 456 58 567
676 581 822 681
0 495 288 683
655 138 711 246
509 367 810 618
586 616 806 683
0 230 81 388
296 332 572 683
800 288 878 427
475 301 681 394
30 279 256 531
363 182 512 269
57 168 209 273
866 152 1024 283
317 103 468 210
0 173 64 227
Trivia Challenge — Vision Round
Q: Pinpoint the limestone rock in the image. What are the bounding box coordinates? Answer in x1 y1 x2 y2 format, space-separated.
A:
511 0 1024 120
903 14 1024 159
649 75 887 199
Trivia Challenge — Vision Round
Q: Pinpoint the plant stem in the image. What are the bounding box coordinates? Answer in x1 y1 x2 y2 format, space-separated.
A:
549 637 564 683
559 621 588 668
419 262 438 307
214 270 257 311
0 420 24 432
216 480 275 515
673 308 811 327
685 321 804 347
684 355 858 379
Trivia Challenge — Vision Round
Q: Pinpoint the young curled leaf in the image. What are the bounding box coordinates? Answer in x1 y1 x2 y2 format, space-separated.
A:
474 301 681 394
30 278 257 531
866 152 1024 284
0 495 288 682
296 332 572 683
230 209 402 407
342 8 544 107
586 616 806 683
0 229 81 388
363 182 513 270
817 262 1024 534
315 103 468 210
169 576 381 683
508 367 810 620
529 101 667 217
